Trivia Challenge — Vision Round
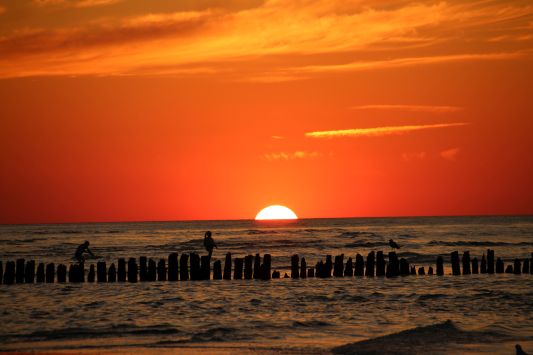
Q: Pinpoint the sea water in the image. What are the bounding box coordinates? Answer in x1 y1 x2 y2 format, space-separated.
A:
0 216 532 353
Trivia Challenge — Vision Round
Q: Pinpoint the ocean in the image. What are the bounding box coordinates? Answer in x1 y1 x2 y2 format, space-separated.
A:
0 216 532 354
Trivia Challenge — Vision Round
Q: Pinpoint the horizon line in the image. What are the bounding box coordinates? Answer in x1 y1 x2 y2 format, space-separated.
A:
1 213 531 227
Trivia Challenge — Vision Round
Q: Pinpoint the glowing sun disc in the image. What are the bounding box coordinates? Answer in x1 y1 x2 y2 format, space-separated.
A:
255 205 298 220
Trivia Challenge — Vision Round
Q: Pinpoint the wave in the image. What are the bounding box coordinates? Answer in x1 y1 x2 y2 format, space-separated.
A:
6 323 181 342
332 320 514 354
292 320 332 328
190 326 244 342
428 240 533 247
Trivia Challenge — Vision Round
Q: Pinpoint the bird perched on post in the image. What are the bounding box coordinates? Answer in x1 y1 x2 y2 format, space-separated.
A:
389 239 400 250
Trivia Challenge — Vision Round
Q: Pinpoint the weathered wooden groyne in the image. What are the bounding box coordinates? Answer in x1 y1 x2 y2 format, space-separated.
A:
1 250 532 285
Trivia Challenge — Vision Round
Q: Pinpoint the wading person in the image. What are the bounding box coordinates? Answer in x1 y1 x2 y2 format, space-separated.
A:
203 231 217 258
74 240 95 263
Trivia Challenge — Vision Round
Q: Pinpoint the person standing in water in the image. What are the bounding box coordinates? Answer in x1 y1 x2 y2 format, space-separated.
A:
203 231 217 258
74 240 95 263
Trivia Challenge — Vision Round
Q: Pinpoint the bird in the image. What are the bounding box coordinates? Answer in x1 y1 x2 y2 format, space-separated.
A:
516 344 528 355
389 239 400 250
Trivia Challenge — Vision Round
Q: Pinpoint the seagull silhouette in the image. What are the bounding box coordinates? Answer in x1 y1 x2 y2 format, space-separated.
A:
389 239 400 250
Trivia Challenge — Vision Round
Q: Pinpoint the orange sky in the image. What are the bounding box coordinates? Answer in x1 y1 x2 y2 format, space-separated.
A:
1 0 532 224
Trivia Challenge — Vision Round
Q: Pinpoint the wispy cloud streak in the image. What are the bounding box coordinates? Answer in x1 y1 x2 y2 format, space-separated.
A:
306 123 469 138
352 105 463 113
294 52 525 74
264 151 321 161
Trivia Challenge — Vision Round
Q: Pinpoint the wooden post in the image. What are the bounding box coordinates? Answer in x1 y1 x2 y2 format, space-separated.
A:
97 261 107 283
57 264 67 283
148 259 157 281
399 259 410 275
451 251 461 275
428 266 434 275
365 251 375 277
272 270 280 279
4 261 15 284
234 258 243 280
355 254 365 276
253 254 261 280
325 255 333 277
495 257 504 273
333 254 344 277
487 249 495 274
513 259 521 275
522 258 529 274
200 255 210 280
307 267 315 278
180 254 189 281
505 264 513 273
462 251 471 275
24 260 35 283
244 255 254 279
108 263 116 282
118 258 126 282
46 263 55 283
190 253 201 281
88 264 94 282
128 258 138 283
436 256 444 276
213 260 222 280
36 263 45 283
78 263 85 283
291 254 300 279
300 257 307 279
223 253 232 280
168 253 178 281
139 256 148 282
480 254 487 274
316 261 324 278
68 264 75 283
16 258 25 283
386 252 399 277
344 257 353 277
157 259 166 281
376 251 385 277
262 254 272 280
472 258 479 274
418 267 425 275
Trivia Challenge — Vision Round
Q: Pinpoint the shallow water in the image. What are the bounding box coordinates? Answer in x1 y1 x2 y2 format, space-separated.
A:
1 216 532 353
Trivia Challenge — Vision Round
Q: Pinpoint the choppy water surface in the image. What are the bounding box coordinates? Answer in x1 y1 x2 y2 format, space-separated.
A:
1 216 532 353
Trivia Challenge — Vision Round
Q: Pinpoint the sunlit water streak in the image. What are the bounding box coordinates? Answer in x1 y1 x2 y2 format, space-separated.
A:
0 216 532 353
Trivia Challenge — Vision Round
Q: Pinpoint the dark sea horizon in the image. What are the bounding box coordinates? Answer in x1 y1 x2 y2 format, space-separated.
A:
1 215 532 354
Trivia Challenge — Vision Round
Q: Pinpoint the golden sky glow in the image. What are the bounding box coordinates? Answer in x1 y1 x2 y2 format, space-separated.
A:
0 0 532 223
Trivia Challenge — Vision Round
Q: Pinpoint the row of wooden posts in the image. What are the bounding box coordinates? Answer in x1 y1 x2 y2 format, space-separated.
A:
1 250 532 285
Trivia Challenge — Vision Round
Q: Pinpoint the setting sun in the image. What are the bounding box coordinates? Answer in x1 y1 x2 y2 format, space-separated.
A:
255 205 298 220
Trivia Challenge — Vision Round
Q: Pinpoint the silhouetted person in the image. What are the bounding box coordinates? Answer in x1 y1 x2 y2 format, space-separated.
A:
516 344 528 355
203 231 217 258
74 240 95 263
389 239 400 250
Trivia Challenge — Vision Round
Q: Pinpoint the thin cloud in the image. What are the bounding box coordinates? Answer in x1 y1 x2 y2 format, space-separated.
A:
306 123 469 138
440 147 461 161
351 105 463 113
294 52 525 74
402 152 427 162
265 151 321 161
33 0 122 8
